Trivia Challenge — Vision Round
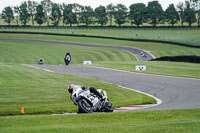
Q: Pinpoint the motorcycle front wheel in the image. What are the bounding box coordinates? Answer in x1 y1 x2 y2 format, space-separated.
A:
78 99 93 113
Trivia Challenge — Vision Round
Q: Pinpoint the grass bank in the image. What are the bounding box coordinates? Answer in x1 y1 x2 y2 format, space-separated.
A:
0 109 200 133
0 34 200 78
1 33 200 58
0 63 155 115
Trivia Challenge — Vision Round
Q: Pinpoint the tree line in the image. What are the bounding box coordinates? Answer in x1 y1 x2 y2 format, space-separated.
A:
1 0 200 27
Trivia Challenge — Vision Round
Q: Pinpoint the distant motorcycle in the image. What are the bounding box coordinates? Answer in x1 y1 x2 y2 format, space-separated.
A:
69 85 113 113
64 53 71 65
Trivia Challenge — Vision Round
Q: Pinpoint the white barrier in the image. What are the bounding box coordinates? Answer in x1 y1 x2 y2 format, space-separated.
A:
136 65 146 71
83 61 92 65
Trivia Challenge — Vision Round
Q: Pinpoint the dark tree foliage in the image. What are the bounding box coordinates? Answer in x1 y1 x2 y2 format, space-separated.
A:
14 6 20 26
1 6 14 26
80 6 94 26
63 4 77 26
35 4 45 26
72 3 83 26
41 0 52 26
114 4 128 26
191 0 200 26
129 3 146 27
184 1 196 27
106 3 115 26
27 0 38 26
95 5 108 26
2 0 200 27
165 4 179 27
50 3 61 26
146 1 165 27
19 2 30 26
177 2 185 27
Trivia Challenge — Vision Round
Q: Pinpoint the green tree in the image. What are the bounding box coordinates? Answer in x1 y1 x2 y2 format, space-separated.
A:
1 6 14 26
60 3 66 26
192 0 200 26
63 4 77 26
184 1 196 27
146 1 165 27
177 2 185 27
14 6 20 26
165 4 179 27
41 0 52 26
80 6 94 26
95 5 108 26
114 4 128 26
50 3 61 26
129 3 146 27
27 0 38 26
72 3 83 26
19 2 30 26
35 4 45 26
106 3 115 26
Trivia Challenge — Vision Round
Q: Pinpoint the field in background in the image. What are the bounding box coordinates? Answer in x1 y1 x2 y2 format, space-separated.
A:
1 33 200 58
1 27 200 46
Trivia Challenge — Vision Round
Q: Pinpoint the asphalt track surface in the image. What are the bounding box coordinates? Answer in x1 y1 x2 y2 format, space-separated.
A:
0 38 154 61
30 64 200 110
3 38 200 110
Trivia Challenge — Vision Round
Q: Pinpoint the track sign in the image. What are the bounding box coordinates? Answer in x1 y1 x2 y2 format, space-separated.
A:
136 65 146 71
83 61 92 65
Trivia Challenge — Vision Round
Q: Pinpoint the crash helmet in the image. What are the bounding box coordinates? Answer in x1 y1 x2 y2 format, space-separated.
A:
68 84 74 94
81 86 88 90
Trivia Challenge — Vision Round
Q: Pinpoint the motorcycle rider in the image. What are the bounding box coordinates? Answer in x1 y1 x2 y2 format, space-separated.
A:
64 52 71 65
68 84 104 100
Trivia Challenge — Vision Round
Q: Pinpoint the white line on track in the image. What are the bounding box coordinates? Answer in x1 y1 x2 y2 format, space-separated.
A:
22 64 55 73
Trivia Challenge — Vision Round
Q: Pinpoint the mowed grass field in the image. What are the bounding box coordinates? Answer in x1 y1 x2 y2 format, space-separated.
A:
1 27 200 46
1 34 200 78
0 63 155 115
0 33 200 132
1 109 200 133
0 39 154 115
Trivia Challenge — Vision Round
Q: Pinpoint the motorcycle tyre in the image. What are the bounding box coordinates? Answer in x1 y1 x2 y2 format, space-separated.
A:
77 99 93 113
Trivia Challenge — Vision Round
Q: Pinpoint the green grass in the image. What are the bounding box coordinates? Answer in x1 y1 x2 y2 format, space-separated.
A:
0 109 200 133
1 33 200 58
0 31 200 132
94 61 200 79
0 40 136 64
0 63 155 115
1 27 200 46
0 34 200 78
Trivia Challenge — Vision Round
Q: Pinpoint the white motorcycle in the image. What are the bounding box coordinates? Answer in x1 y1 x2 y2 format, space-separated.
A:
69 85 113 113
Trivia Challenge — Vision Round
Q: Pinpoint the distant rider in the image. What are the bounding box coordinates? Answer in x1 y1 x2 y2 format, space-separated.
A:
64 52 71 65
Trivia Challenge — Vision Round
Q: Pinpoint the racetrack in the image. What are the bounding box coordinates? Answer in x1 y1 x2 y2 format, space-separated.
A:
2 38 200 111
31 64 200 110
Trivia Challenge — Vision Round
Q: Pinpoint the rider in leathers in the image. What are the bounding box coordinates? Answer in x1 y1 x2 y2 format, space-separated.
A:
68 84 104 99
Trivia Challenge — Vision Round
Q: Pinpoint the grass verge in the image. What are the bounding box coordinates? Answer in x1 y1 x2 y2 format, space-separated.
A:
0 108 200 133
0 63 155 115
